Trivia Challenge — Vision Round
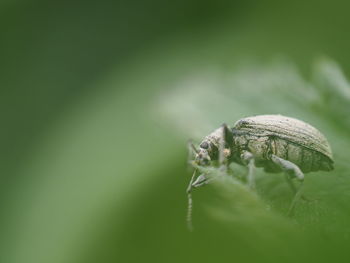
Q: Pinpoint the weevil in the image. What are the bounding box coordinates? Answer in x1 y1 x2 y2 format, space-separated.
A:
187 114 334 229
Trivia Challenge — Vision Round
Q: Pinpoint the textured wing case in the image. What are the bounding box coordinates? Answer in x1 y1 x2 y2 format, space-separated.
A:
233 115 333 161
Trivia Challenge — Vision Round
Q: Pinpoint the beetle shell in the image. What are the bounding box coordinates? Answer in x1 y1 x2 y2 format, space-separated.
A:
233 115 334 173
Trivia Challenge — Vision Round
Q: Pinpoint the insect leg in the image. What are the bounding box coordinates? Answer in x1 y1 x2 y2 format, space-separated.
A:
284 170 312 202
284 174 297 194
241 151 256 190
219 124 233 173
271 155 304 216
288 181 304 216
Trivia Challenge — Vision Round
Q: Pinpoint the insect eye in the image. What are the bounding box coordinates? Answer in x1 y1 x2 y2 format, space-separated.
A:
200 142 209 149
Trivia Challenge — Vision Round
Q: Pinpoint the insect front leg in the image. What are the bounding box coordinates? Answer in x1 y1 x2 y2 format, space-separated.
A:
271 155 304 216
219 124 233 173
241 151 256 190
187 141 205 191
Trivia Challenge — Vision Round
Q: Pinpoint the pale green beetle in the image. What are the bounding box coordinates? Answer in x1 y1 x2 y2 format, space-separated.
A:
187 115 334 229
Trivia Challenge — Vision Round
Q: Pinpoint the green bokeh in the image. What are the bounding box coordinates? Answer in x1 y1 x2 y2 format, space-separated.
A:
1 1 350 263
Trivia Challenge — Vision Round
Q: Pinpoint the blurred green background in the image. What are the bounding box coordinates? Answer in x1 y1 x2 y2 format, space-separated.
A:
1 1 350 263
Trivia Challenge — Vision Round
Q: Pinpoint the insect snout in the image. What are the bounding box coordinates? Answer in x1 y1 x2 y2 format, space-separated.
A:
195 150 211 165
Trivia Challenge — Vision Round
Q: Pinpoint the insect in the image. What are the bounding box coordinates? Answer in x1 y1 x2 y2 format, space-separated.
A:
187 114 334 229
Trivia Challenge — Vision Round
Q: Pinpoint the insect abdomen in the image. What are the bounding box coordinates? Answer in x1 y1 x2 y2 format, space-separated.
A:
233 134 333 173
270 137 333 173
234 115 333 161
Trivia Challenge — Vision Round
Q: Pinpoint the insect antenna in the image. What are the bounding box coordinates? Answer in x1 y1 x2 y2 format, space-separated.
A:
187 140 198 172
186 169 197 231
188 140 198 158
